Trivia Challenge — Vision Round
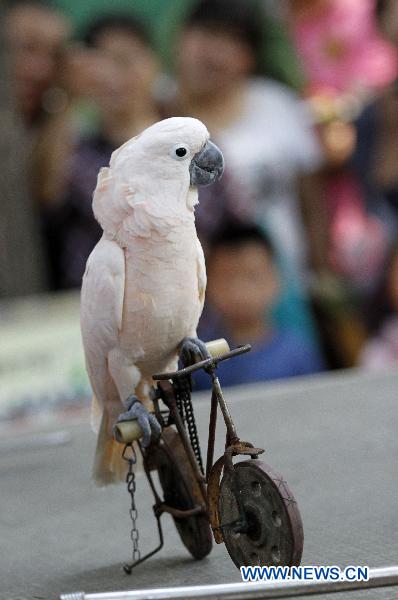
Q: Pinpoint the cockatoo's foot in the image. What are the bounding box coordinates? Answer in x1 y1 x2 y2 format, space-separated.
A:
114 395 161 447
180 337 211 367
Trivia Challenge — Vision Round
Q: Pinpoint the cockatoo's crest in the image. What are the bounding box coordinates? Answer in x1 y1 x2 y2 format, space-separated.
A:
92 117 209 242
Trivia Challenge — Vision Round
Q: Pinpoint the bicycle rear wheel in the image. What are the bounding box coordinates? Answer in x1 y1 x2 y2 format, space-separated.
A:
148 426 212 560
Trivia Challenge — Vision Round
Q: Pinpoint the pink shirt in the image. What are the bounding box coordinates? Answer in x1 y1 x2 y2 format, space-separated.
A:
291 0 397 93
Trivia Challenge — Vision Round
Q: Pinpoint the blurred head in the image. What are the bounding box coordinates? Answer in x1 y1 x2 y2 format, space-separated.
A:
177 0 263 98
387 245 398 311
5 0 70 123
82 15 159 117
206 223 279 327
376 0 398 47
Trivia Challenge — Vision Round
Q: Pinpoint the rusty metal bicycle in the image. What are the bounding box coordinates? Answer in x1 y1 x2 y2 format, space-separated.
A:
114 339 304 573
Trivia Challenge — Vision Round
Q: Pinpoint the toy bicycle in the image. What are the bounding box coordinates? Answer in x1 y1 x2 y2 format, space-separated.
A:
114 339 304 573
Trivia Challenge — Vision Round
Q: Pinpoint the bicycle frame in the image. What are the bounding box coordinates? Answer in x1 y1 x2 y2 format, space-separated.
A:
121 343 302 572
154 345 265 542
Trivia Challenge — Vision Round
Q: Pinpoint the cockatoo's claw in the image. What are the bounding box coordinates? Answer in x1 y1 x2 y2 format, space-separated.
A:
114 395 161 447
180 337 211 367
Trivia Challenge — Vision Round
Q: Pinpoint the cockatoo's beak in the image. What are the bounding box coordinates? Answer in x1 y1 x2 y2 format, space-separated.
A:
189 140 224 186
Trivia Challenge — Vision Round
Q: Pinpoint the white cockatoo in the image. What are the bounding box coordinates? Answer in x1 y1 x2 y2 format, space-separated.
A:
80 117 224 486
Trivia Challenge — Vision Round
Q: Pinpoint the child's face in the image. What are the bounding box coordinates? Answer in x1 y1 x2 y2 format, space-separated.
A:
206 242 279 325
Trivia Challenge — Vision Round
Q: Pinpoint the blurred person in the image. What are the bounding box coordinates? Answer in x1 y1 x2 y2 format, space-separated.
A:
160 0 305 93
285 0 398 284
164 0 328 344
283 0 398 366
171 0 324 267
352 0 398 245
5 0 73 204
43 14 161 288
193 223 324 390
76 15 160 146
286 0 397 290
5 0 71 127
359 244 398 369
1 0 71 295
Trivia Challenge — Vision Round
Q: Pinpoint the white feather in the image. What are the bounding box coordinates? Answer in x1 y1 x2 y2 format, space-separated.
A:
80 117 210 485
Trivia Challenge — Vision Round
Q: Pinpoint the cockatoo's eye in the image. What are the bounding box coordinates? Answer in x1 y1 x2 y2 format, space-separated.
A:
170 143 189 160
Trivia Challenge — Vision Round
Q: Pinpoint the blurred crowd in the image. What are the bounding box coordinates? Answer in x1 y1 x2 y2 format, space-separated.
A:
2 0 398 386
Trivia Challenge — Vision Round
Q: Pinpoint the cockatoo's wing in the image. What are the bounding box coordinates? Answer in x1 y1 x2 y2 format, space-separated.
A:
196 237 207 313
81 236 129 486
80 236 125 415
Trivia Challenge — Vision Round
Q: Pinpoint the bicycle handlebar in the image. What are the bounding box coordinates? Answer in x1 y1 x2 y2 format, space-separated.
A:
152 344 252 381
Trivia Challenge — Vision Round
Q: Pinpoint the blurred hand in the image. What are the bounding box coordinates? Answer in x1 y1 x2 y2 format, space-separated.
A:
318 120 356 167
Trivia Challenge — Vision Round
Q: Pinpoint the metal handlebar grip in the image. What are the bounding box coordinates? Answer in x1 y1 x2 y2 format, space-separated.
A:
114 420 143 444
205 338 230 358
112 339 231 444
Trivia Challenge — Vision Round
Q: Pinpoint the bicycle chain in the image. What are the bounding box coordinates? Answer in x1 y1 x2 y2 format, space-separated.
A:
122 443 140 564
174 376 204 474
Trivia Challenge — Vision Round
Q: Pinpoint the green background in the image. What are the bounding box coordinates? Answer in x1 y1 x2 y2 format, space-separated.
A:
51 0 303 89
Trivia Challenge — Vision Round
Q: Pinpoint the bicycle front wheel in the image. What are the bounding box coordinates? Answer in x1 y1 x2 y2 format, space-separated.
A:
219 459 303 568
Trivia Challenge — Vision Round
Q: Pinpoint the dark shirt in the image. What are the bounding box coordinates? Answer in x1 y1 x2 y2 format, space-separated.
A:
44 134 115 289
352 99 398 232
